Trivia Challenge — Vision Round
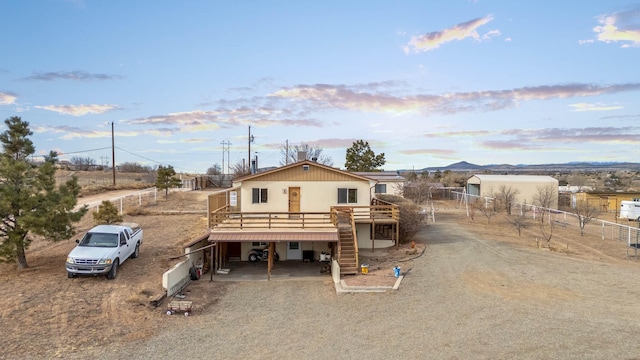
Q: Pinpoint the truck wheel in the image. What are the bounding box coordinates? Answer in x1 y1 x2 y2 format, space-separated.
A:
67 272 75 279
106 259 119 280
189 265 200 280
131 243 140 259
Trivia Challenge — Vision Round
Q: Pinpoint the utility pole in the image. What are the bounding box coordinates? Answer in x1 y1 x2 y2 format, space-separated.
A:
111 122 115 185
221 140 231 174
248 126 254 172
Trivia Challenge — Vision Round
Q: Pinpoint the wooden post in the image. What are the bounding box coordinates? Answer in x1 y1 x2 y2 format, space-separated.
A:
372 218 376 253
210 243 215 281
267 242 274 281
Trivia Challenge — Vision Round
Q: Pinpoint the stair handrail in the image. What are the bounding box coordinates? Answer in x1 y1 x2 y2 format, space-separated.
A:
349 208 359 270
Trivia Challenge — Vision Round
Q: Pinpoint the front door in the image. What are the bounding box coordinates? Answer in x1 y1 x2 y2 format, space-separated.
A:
288 187 300 219
287 241 302 260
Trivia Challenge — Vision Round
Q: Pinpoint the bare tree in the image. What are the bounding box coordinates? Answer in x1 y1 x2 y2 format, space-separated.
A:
573 199 601 236
533 184 557 223
207 163 222 175
378 194 425 244
230 161 250 178
70 156 96 171
508 206 530 237
280 143 333 166
532 186 559 248
538 218 555 248
475 197 498 224
496 185 520 215
119 162 153 173
400 178 433 205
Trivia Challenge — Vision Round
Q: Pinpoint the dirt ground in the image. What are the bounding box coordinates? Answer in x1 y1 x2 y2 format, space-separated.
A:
0 190 227 358
2 195 640 358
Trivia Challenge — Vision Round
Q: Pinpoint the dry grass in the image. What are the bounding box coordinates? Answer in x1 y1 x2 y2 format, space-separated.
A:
55 170 157 196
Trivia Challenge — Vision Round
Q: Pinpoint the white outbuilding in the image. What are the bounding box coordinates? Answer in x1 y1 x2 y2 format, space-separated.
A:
466 174 559 208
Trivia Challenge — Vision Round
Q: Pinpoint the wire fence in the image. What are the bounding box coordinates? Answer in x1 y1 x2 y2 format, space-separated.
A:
451 191 640 258
73 187 160 230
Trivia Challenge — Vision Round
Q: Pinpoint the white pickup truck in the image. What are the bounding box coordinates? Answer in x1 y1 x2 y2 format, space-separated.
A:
66 223 143 279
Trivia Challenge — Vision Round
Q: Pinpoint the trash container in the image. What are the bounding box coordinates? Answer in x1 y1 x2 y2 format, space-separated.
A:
393 266 401 278
361 264 369 274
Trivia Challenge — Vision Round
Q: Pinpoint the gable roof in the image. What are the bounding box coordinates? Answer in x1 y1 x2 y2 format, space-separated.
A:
469 174 557 183
353 171 406 182
234 160 375 183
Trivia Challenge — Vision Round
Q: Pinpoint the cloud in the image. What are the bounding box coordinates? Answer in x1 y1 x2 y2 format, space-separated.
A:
123 109 324 132
32 124 172 140
20 70 122 81
404 15 494 53
419 127 640 153
423 130 491 138
0 92 17 105
591 9 640 47
569 102 623 112
478 127 640 149
270 82 640 116
35 104 119 116
399 148 457 155
482 29 501 40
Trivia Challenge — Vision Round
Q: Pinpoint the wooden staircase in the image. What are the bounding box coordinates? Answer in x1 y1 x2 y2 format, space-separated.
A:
336 211 358 275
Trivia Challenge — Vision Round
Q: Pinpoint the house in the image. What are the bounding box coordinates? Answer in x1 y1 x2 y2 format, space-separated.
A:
353 171 406 197
466 174 559 208
206 160 400 277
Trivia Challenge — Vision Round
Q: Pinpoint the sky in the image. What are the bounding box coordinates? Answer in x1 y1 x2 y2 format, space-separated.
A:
1 0 640 173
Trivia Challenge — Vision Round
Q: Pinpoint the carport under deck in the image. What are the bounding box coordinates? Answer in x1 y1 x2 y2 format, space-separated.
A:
211 260 332 281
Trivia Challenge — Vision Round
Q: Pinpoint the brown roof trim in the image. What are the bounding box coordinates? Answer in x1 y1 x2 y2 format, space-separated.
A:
233 160 375 183
184 231 211 248
208 231 339 242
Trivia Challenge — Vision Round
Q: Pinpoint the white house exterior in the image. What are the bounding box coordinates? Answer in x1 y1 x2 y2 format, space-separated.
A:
353 171 406 198
208 160 400 276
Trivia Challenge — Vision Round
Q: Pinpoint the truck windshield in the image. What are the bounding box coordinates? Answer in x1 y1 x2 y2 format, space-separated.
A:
79 233 118 247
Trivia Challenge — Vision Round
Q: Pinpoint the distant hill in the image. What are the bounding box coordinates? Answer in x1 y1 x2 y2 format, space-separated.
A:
413 161 640 173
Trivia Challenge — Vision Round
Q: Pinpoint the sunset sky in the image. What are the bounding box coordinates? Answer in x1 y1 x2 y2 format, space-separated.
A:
1 0 639 173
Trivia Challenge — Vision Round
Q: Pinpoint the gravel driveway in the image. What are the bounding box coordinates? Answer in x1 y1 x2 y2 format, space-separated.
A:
74 212 640 359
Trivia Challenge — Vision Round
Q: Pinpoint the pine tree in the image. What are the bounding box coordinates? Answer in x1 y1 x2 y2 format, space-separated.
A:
92 200 123 224
344 140 386 172
0 117 87 268
155 165 182 198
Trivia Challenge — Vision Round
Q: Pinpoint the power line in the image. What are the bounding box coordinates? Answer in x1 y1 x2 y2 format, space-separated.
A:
115 146 165 165
58 147 112 155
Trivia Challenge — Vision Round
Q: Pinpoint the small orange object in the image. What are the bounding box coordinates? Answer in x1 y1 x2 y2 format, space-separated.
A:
411 240 415 249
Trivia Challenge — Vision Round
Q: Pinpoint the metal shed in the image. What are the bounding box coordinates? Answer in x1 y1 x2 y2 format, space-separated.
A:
466 174 559 208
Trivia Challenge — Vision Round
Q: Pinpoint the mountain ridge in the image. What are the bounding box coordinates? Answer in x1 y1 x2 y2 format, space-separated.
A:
413 161 640 173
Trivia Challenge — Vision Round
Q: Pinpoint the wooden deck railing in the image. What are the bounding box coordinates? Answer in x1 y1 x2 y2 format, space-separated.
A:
209 211 335 230
210 203 399 230
331 204 399 223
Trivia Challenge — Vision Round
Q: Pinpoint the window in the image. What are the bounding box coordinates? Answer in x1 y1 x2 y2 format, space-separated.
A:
374 184 387 194
338 188 358 204
252 188 268 203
